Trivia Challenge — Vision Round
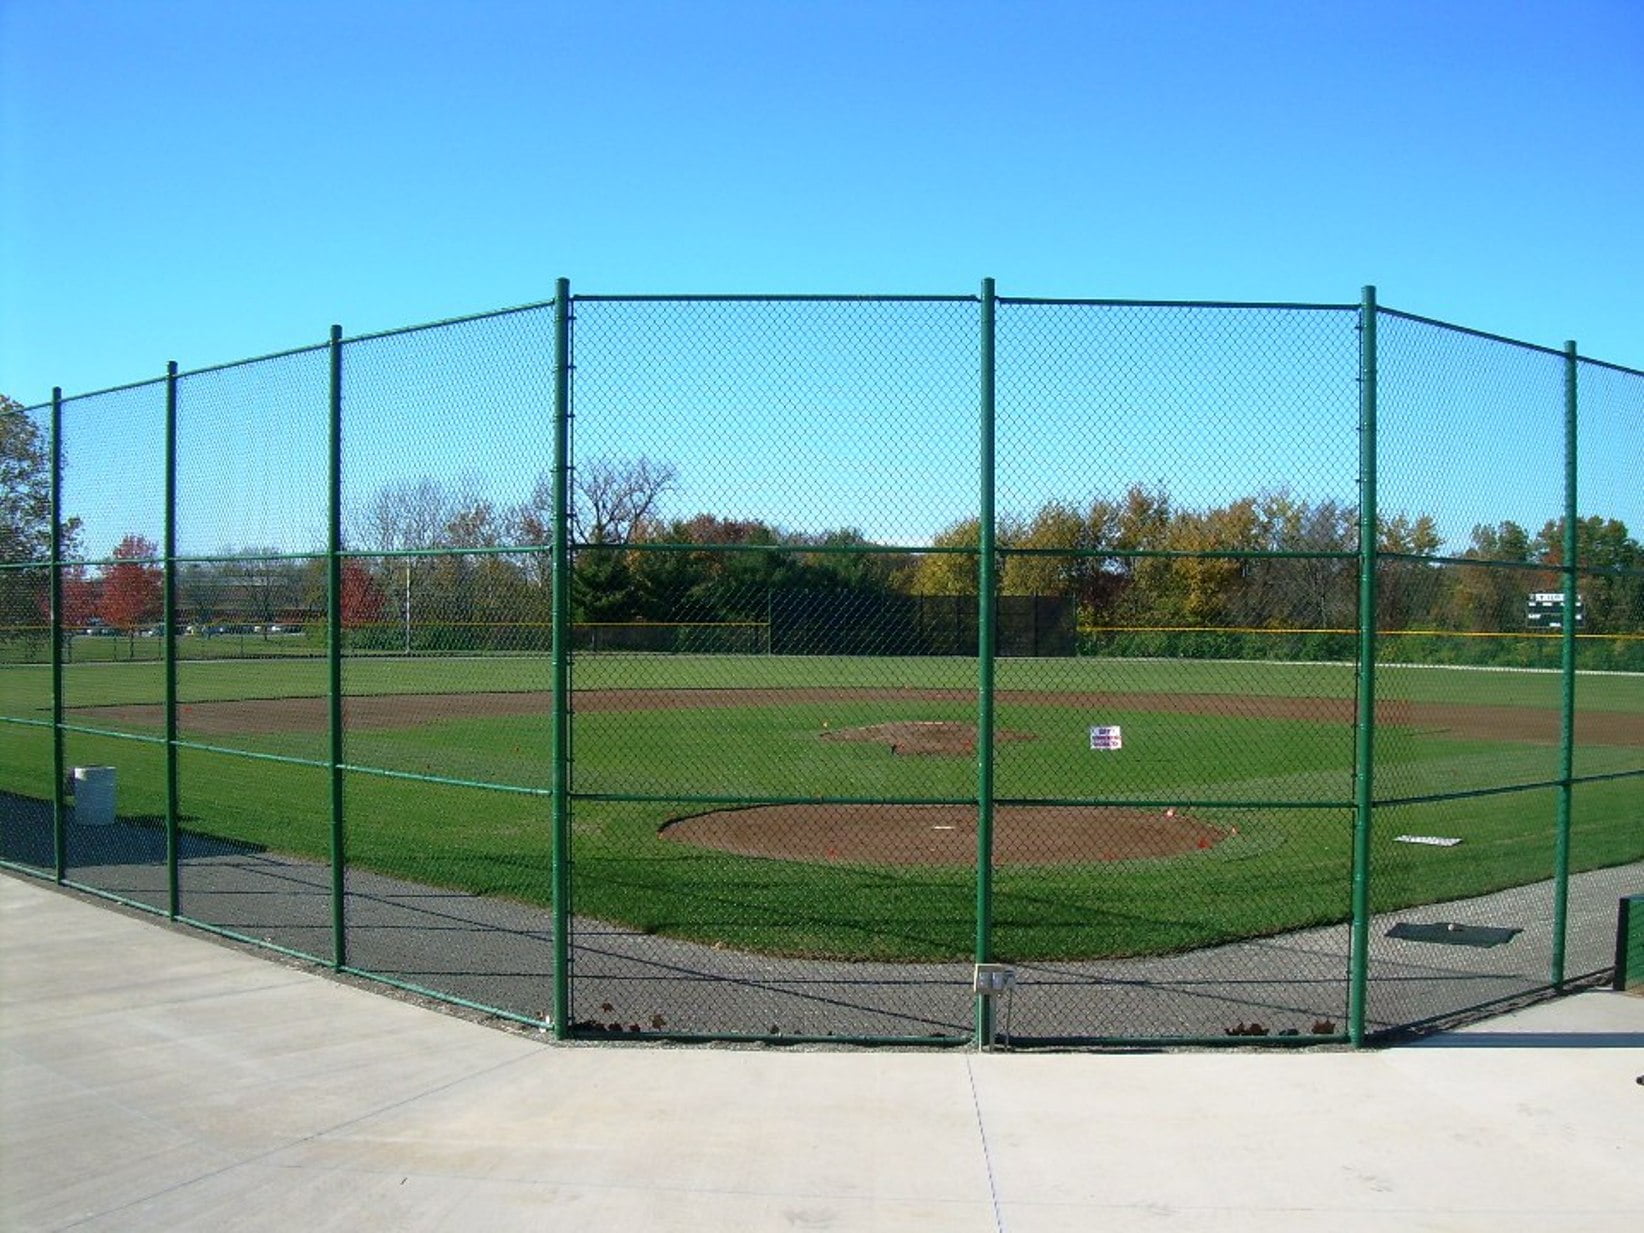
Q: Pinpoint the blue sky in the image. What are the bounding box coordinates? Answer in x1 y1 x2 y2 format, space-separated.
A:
2 0 1640 556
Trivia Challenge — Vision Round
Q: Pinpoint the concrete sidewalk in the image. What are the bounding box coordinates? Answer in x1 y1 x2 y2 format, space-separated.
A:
3 873 1641 1232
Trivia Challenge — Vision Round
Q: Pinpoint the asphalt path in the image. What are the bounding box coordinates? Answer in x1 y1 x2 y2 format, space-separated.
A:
1 792 1636 1042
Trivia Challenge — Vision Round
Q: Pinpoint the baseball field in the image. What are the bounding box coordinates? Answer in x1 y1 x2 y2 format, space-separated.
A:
2 651 1639 962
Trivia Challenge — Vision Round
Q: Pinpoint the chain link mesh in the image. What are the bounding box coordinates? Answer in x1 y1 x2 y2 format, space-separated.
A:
44 382 171 910
1366 322 1640 1031
170 350 332 953
567 298 979 1037
337 308 558 1017
1566 359 1644 982
0 400 54 873
2 292 1637 1044
986 304 1363 1037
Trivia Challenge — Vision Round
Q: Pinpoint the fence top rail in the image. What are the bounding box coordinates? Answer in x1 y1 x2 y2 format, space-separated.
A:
1576 353 1644 379
174 341 332 382
21 347 335 411
46 374 169 409
998 296 1357 312
1375 305 1572 360
16 291 1639 408
21 303 562 409
347 295 559 344
571 293 980 304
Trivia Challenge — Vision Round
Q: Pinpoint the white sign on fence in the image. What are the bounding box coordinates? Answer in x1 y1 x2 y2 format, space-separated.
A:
1089 725 1123 751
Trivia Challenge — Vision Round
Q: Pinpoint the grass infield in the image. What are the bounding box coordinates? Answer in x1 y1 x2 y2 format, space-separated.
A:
1 653 1639 961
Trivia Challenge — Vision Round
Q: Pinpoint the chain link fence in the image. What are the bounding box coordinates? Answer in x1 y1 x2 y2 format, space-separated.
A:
2 284 1639 1045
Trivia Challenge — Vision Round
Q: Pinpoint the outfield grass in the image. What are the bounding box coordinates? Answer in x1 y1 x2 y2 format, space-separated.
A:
7 649 1644 709
1 652 1639 961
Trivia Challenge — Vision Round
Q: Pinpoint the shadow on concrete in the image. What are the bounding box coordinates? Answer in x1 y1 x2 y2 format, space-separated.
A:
1407 1030 1644 1049
0 790 264 868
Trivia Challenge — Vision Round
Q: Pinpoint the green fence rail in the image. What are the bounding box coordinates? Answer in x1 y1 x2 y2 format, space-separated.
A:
2 281 1640 1048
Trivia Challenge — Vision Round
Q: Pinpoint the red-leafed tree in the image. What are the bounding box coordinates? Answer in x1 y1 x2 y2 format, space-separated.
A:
99 535 162 649
340 561 387 628
60 568 98 628
46 565 100 662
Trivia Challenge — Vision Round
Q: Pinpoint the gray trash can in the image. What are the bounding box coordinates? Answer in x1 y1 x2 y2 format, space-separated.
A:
71 766 116 826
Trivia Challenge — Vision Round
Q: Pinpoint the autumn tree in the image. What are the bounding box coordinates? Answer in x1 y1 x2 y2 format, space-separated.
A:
1376 512 1443 631
502 456 679 623
910 518 981 596
60 564 98 630
504 484 554 589
99 535 162 652
2 396 78 562
355 476 460 553
1156 498 1265 625
178 561 228 631
355 476 503 650
1231 491 1356 632
426 498 539 646
1450 521 1533 632
1001 501 1094 599
629 513 785 623
1099 484 1174 623
1532 515 1643 634
340 561 387 629
572 456 677 545
794 528 907 596
2 395 84 651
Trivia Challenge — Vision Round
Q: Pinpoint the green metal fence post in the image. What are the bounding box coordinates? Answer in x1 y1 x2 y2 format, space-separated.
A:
550 278 573 1038
164 361 180 918
975 277 998 1047
49 387 66 883
1348 285 1379 1046
1551 340 1578 987
327 325 347 970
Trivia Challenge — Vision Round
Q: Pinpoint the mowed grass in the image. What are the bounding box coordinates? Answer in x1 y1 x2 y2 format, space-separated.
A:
1 652 1639 960
5 649 1643 711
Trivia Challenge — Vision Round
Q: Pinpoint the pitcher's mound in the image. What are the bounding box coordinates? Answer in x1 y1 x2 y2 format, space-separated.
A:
819 720 1034 755
661 803 1225 866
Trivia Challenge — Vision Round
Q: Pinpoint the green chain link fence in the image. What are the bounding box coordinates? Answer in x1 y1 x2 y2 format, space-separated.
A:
1 282 1639 1045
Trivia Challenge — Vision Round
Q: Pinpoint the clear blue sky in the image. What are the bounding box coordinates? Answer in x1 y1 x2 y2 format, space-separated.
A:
2 0 1640 555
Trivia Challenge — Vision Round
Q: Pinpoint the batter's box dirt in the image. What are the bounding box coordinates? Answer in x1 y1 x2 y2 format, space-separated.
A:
661 802 1226 867
818 720 1035 756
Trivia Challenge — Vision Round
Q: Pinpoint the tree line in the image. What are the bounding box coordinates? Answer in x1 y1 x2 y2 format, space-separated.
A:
190 465 1644 669
4 394 1642 668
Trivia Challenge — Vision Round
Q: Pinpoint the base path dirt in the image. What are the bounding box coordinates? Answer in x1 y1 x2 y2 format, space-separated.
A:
661 802 1227 867
67 685 1644 746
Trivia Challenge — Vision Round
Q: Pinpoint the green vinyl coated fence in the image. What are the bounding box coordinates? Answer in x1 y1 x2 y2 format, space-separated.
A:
1 281 1640 1047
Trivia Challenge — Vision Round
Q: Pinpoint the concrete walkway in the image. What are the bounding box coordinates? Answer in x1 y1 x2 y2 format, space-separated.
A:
3 872 1642 1232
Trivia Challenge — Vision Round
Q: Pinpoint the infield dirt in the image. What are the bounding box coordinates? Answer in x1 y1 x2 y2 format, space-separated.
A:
72 685 1644 746
661 801 1226 866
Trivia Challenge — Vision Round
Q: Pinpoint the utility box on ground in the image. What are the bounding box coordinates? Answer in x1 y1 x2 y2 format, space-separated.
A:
1615 895 1644 993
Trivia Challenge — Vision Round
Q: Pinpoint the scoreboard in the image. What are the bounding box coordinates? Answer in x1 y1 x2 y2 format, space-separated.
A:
1526 591 1584 630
